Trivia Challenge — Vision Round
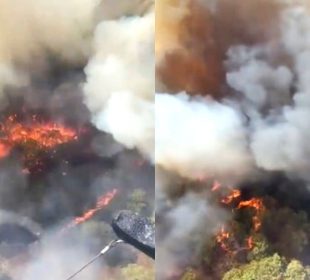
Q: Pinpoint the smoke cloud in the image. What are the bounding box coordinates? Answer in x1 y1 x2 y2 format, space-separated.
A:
156 170 228 279
0 0 99 92
156 1 310 278
83 7 154 159
228 6 310 178
156 92 252 180
156 0 310 183
0 0 155 160
0 1 155 279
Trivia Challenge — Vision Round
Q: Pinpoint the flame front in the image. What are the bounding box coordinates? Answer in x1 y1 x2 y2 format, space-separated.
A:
0 115 79 172
0 115 77 153
216 226 232 253
221 189 241 204
64 189 118 231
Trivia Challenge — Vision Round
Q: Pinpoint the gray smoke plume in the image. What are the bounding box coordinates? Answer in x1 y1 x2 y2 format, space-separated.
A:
0 0 99 93
156 169 228 279
228 6 310 179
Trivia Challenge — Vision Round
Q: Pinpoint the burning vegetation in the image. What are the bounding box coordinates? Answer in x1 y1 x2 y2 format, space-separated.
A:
156 0 310 279
0 114 79 173
0 0 154 280
214 184 265 254
63 189 119 232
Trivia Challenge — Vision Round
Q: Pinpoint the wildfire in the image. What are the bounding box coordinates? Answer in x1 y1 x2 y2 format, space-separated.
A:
216 226 232 253
0 142 10 158
211 180 221 192
64 188 118 231
246 236 254 250
221 189 241 204
212 182 265 253
0 115 79 172
237 198 265 231
0 115 77 152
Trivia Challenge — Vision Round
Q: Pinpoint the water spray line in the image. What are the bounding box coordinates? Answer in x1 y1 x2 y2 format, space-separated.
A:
64 239 124 280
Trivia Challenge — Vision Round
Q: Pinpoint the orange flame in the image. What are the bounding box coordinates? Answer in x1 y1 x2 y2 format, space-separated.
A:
0 142 10 158
211 181 221 191
246 236 254 250
0 115 77 155
237 198 265 231
213 183 265 253
64 189 118 231
216 226 232 253
221 189 241 204
0 115 79 172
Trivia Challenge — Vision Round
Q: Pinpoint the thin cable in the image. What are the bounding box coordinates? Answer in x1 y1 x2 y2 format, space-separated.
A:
64 239 124 280
65 253 102 280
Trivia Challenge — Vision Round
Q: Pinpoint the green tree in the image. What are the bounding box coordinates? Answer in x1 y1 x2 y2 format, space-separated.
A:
127 189 147 213
181 268 200 280
223 254 285 280
224 254 310 280
120 264 154 280
284 260 309 280
247 234 270 261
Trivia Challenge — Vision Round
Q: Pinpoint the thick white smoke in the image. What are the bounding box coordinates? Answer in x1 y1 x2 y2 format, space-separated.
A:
83 10 154 160
156 92 252 180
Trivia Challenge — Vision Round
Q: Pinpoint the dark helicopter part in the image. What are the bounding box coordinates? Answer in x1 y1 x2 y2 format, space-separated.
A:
64 211 155 280
111 210 155 259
